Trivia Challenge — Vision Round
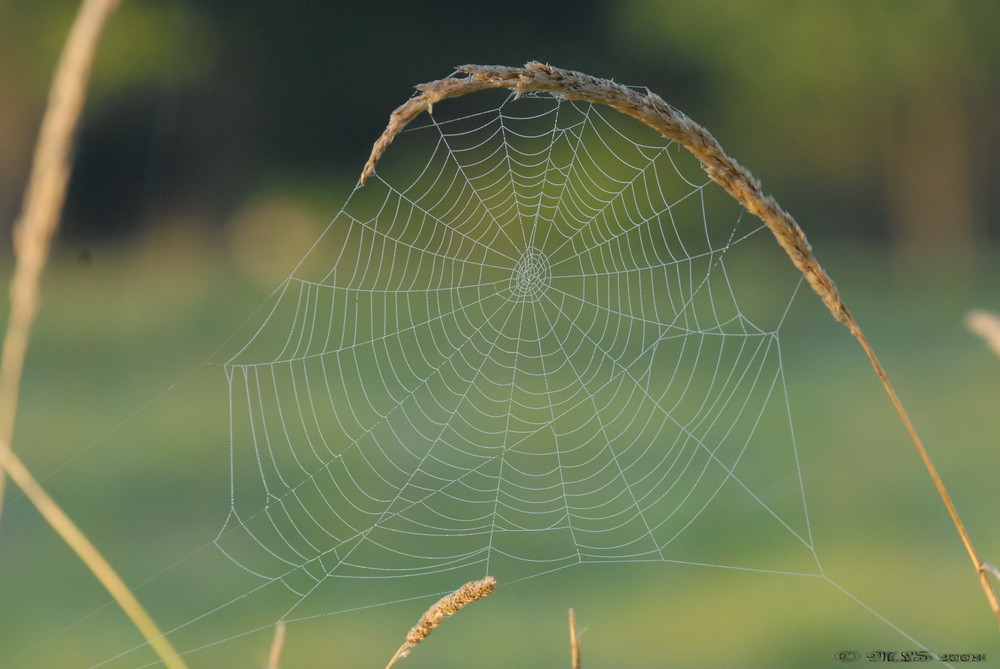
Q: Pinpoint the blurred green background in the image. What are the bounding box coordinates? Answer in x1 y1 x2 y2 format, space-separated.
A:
1 1 999 667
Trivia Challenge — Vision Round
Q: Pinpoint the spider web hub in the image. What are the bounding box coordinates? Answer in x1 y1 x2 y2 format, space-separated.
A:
218 93 813 617
510 247 551 302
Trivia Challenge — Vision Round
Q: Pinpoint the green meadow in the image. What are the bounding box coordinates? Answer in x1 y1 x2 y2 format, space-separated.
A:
2 237 999 668
2 5 997 665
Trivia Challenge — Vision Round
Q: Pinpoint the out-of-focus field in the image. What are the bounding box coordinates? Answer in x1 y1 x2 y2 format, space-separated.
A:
1 238 999 668
1 3 997 666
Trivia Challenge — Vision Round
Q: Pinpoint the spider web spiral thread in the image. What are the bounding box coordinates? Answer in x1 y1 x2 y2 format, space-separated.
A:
217 90 815 618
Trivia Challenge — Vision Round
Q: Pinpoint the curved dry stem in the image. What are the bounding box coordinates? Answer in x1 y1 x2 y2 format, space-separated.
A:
0 441 187 667
0 0 123 471
0 0 189 665
362 62 1000 628
385 576 496 669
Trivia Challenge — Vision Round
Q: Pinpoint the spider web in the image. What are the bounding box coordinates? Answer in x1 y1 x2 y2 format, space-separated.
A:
216 89 819 621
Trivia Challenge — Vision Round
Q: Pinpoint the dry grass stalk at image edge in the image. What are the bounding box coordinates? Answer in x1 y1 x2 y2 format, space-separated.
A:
0 0 188 667
361 62 1000 628
384 576 496 668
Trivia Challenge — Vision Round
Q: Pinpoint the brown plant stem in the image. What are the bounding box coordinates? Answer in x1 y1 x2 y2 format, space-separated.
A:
267 622 286 669
362 62 1000 629
569 608 581 669
0 0 190 665
0 440 187 668
0 0 118 521
385 576 496 669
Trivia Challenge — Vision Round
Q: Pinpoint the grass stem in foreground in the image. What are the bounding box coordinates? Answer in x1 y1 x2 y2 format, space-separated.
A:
569 608 581 669
362 62 1000 630
0 0 189 665
384 576 496 669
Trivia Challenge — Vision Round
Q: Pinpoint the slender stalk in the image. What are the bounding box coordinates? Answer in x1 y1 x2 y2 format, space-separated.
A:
385 576 496 669
0 0 190 664
569 609 581 669
362 61 1000 628
0 0 120 522
0 441 187 668
267 622 287 669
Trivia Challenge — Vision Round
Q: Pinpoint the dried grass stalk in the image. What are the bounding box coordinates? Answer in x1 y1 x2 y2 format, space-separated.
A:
362 62 1000 627
0 0 124 522
361 62 848 326
0 0 189 666
385 576 496 669
267 621 286 669
569 608 581 669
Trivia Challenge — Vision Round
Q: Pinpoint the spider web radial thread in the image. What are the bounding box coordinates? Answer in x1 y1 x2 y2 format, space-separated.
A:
218 90 815 618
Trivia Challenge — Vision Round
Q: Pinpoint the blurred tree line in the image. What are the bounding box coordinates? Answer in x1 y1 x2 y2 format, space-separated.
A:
1 1 996 268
